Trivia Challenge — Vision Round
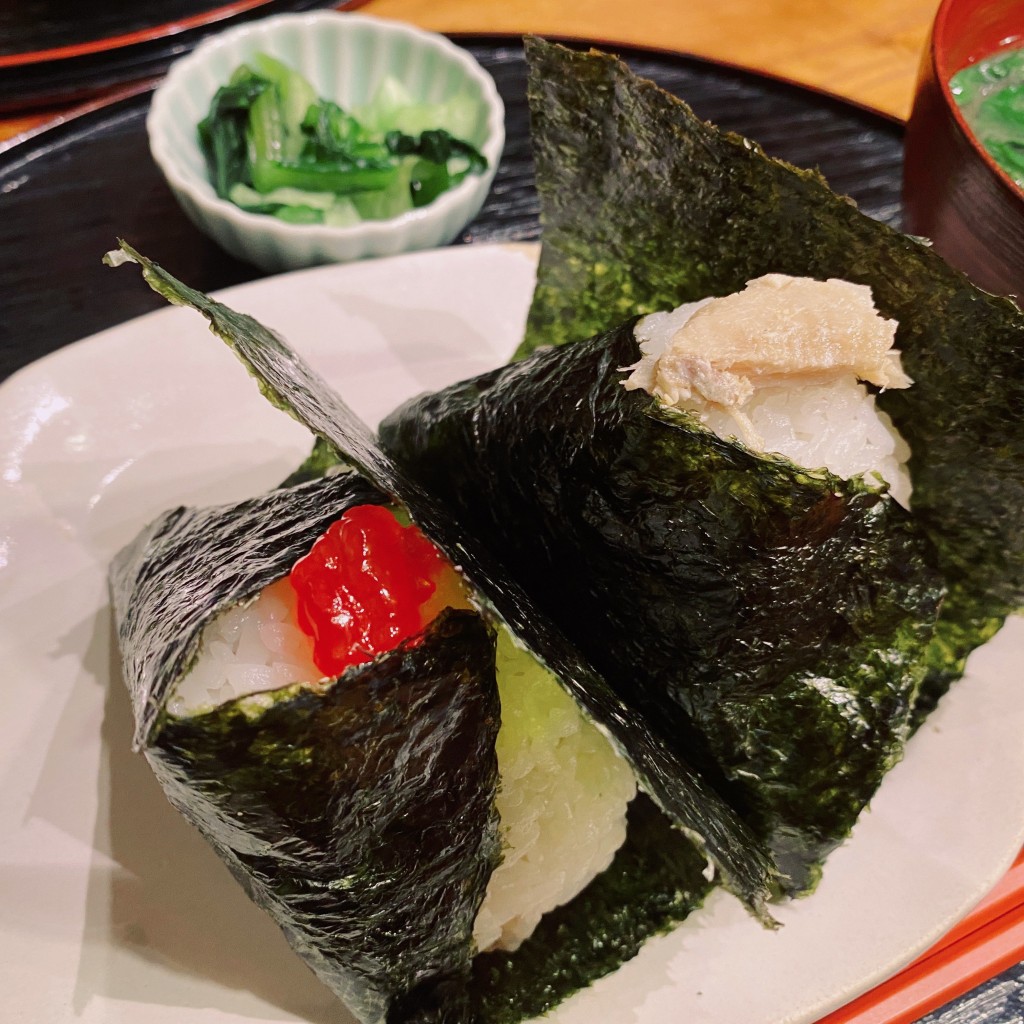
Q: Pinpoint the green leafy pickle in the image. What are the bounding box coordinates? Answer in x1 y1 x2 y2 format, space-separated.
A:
196 53 488 224
197 70 271 199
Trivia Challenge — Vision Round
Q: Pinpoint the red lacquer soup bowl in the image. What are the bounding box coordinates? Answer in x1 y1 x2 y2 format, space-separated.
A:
902 0 1024 298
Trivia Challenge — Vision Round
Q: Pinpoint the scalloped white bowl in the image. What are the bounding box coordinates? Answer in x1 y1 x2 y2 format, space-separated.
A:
147 11 505 272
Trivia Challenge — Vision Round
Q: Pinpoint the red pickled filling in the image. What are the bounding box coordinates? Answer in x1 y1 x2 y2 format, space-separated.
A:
289 504 462 677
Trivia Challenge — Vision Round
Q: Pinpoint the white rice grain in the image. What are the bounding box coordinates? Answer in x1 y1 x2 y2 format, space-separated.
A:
169 579 321 716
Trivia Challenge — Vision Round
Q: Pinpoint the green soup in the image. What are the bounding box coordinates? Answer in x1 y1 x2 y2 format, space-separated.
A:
950 45 1024 188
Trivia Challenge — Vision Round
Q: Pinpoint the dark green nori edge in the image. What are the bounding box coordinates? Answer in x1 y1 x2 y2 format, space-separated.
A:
518 37 1024 714
379 319 944 893
107 240 780 922
111 471 504 1024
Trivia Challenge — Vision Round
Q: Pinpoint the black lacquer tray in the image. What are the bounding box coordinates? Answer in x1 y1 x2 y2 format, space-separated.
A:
0 0 348 113
0 37 904 383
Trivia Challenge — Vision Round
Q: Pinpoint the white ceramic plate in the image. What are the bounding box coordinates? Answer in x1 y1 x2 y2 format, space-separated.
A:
2 243 1023 1024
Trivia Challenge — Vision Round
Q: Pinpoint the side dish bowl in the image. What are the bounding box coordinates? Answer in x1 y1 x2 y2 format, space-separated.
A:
902 0 1024 298
147 11 504 273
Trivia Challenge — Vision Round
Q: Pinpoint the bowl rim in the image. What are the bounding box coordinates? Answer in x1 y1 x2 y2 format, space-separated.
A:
930 0 1024 202
146 9 505 247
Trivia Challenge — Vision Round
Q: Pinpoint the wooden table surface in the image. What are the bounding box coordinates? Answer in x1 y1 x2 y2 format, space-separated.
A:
0 0 941 145
364 0 942 121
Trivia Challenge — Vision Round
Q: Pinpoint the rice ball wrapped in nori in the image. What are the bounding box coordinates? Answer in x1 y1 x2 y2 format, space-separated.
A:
380 36 1024 897
378 288 944 894
112 471 505 1024
162 495 639 958
107 246 779 1023
516 37 1024 717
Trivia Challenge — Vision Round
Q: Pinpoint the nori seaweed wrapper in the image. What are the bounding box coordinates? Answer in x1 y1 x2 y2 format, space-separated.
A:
111 469 504 1024
112 461 719 1023
107 240 779 923
379 318 945 893
516 37 1024 715
105 242 782 1021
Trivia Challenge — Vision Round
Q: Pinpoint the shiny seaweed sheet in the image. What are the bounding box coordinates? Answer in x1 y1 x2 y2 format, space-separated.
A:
110 472 503 1024
379 319 944 893
517 37 1024 714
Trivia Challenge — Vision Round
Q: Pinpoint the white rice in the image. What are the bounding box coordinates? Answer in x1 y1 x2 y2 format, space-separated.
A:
686 377 912 506
473 629 636 952
628 291 913 507
168 579 323 717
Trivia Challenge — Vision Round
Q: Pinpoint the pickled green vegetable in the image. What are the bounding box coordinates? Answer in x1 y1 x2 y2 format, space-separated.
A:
196 52 488 224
